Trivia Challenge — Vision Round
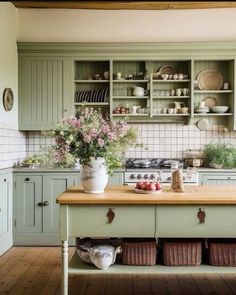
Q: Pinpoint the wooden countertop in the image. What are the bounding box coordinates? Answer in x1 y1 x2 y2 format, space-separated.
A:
56 185 236 205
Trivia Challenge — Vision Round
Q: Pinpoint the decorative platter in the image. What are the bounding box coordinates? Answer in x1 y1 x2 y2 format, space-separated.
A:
3 88 14 111
197 69 223 90
158 64 176 76
202 96 217 108
134 188 163 194
197 119 209 131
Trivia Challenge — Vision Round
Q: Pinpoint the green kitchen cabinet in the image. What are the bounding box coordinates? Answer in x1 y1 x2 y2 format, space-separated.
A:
108 172 124 185
13 172 79 245
18 56 71 130
14 175 43 233
43 174 78 233
200 173 236 185
0 172 12 256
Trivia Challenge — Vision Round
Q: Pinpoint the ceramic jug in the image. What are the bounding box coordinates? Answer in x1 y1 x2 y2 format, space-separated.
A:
132 105 141 114
88 245 121 270
133 86 147 96
174 101 185 109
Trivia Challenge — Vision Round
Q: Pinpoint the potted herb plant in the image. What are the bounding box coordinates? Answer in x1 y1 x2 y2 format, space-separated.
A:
203 143 236 169
45 108 138 193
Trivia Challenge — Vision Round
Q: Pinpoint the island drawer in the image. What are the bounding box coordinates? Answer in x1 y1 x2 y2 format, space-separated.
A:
67 205 155 237
155 205 236 238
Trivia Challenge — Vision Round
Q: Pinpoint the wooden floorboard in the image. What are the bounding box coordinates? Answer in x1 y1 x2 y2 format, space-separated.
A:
0 247 236 295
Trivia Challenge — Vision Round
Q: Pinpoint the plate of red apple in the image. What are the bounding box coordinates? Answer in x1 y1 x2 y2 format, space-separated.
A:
134 181 163 194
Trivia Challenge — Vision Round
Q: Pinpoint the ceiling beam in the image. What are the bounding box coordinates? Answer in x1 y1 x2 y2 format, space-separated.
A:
11 1 236 10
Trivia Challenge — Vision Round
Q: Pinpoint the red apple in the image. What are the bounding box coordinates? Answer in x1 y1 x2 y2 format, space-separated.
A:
141 184 147 190
143 181 150 186
136 181 143 189
148 183 156 191
156 182 162 190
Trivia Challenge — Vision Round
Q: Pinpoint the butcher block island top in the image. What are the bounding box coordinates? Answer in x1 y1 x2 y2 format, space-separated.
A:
56 185 236 205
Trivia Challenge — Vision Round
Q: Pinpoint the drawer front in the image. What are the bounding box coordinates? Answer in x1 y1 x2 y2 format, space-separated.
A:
156 205 236 238
68 205 155 237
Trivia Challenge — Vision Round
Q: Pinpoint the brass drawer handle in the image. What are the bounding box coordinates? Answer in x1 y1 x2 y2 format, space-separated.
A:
43 201 49 207
197 208 206 224
107 208 115 224
25 178 30 181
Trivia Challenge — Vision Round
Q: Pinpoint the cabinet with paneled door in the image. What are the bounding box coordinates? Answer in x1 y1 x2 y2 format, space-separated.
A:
199 173 236 185
13 173 79 245
0 171 12 256
18 56 71 130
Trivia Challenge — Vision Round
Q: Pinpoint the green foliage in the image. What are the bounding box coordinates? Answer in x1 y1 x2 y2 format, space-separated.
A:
203 142 236 168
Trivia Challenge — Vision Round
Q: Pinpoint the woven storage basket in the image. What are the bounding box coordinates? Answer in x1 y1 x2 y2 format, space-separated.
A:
122 238 157 265
209 240 236 266
163 240 202 266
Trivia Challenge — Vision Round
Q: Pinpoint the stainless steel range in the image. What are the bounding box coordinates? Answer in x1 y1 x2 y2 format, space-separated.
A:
124 158 199 185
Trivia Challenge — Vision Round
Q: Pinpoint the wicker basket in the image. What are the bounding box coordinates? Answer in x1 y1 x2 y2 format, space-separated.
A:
121 238 157 265
209 240 236 266
163 239 202 266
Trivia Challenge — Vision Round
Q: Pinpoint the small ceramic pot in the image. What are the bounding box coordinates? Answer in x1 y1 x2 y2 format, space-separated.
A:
88 245 120 270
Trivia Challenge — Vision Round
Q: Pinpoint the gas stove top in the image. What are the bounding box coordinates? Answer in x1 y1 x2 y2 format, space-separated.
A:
124 158 198 184
125 158 185 170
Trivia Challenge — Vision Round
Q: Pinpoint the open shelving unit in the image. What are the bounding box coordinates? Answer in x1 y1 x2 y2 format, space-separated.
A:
71 57 235 128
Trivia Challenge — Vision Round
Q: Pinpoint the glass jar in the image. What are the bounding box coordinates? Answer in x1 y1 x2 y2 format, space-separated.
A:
171 162 184 192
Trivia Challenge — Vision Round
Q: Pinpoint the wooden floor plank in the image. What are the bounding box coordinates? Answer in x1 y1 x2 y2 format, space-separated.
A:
149 274 168 294
206 273 234 295
1 247 236 295
1 247 45 294
193 273 217 295
177 275 201 295
220 274 236 295
118 274 134 295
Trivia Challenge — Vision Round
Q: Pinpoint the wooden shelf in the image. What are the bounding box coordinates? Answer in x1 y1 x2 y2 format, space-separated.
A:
113 80 149 83
74 80 109 83
69 252 236 275
153 96 190 99
194 113 233 116
153 79 190 83
112 113 149 117
153 114 190 117
194 90 233 93
74 102 109 106
113 96 148 99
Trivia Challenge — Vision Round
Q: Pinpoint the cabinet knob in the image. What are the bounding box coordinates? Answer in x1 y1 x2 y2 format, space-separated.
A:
25 178 30 181
43 201 49 207
197 208 206 224
4 178 6 182
107 208 115 224
37 202 43 207
64 109 68 113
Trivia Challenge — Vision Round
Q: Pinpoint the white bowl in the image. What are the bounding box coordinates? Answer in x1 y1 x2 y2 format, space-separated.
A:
211 106 229 113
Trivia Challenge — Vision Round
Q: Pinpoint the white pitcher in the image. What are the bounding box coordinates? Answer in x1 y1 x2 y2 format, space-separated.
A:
133 86 148 96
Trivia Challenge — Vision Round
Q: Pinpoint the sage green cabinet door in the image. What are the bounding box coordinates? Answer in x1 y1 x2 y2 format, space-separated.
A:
108 172 124 185
15 175 43 233
19 56 71 130
0 173 12 255
201 174 236 185
43 174 79 233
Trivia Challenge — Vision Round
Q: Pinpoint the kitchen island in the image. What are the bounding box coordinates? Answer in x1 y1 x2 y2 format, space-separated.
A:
57 185 236 295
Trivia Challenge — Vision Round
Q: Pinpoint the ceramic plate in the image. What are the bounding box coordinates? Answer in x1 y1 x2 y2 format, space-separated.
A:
202 96 217 108
197 69 223 90
197 119 209 131
158 64 176 76
134 188 163 194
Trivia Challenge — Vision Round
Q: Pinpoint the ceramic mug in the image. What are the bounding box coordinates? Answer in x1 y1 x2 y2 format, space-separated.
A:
116 72 121 79
182 88 189 96
176 88 182 97
199 101 206 108
161 108 168 114
167 108 174 114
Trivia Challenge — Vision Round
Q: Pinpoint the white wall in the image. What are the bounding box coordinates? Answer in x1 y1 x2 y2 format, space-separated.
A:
18 8 236 42
0 2 18 128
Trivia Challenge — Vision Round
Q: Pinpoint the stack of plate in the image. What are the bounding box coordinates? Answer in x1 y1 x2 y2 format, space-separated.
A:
195 107 209 114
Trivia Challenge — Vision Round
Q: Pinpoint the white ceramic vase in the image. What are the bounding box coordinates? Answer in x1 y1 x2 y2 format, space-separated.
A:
80 158 108 193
